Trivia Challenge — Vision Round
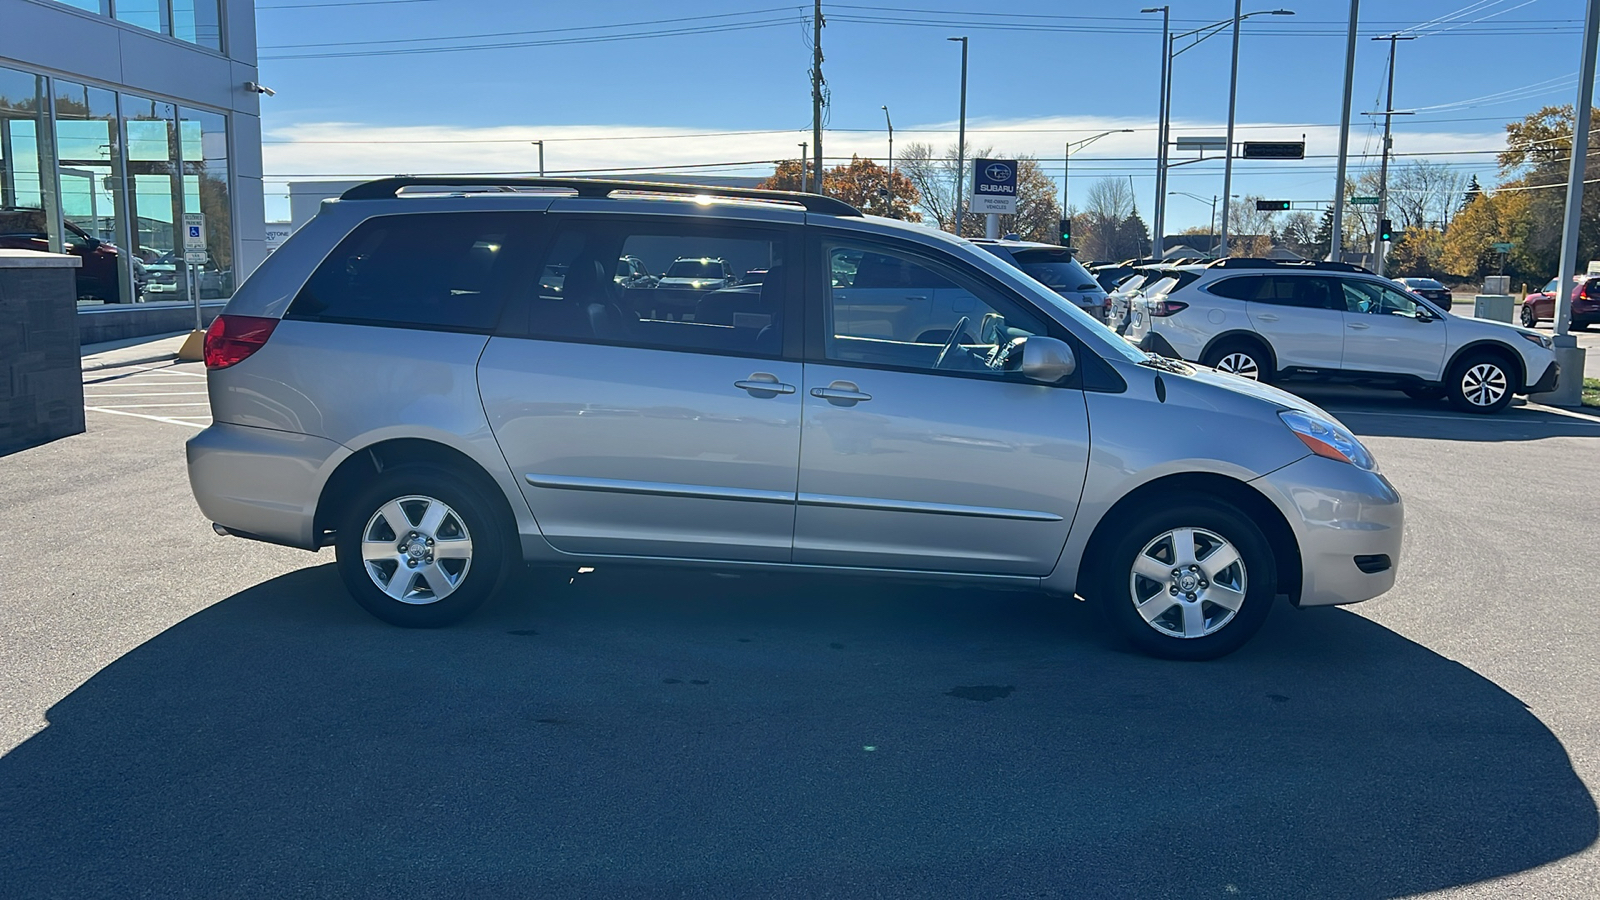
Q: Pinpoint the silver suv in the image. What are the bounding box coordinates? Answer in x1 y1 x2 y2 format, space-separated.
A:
186 178 1403 660
1124 258 1560 413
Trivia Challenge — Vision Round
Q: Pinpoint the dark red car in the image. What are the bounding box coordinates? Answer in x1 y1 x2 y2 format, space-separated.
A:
0 207 130 303
1522 274 1600 330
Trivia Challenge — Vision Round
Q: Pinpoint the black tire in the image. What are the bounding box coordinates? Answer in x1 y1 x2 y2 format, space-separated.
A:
1520 304 1538 328
1445 351 1516 414
1201 339 1272 383
1575 322 1592 332
1095 498 1277 661
1402 385 1445 403
334 464 513 628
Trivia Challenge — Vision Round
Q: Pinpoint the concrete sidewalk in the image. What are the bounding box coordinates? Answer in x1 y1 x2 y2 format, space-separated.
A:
80 330 192 371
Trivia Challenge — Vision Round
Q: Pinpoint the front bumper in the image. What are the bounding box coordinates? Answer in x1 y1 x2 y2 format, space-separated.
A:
186 422 349 550
1527 360 1560 394
1251 455 1404 608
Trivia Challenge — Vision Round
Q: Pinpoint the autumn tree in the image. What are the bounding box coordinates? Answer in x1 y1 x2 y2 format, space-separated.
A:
758 156 922 220
1493 104 1600 276
1279 210 1320 260
1226 196 1278 258
1386 226 1446 278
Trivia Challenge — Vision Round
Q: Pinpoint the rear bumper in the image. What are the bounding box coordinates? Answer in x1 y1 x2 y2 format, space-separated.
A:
186 422 348 550
1527 360 1561 394
1251 455 1404 608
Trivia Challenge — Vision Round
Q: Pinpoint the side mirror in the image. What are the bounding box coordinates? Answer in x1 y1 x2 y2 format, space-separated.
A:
1019 336 1077 384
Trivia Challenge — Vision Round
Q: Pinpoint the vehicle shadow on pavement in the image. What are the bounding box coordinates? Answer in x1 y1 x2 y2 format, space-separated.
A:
1279 386 1600 442
1 563 1594 898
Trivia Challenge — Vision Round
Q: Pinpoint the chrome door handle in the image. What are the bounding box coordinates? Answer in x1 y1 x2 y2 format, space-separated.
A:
810 381 872 404
735 374 796 395
1256 313 1279 322
1347 322 1370 330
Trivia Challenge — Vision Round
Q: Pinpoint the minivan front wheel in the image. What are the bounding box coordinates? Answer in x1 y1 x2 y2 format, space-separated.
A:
1098 500 1276 661
335 465 511 627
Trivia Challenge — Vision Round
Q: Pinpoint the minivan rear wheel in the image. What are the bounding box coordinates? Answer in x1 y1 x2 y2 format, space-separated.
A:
1097 499 1276 661
335 464 511 627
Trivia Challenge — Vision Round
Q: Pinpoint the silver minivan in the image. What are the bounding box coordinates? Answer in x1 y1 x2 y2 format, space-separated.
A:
187 178 1403 660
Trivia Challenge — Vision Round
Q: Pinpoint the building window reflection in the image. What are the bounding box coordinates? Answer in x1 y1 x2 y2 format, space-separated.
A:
125 94 183 302
181 108 231 298
54 79 134 305
52 0 222 52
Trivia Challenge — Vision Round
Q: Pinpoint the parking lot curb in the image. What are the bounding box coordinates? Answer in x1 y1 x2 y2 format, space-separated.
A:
81 352 179 373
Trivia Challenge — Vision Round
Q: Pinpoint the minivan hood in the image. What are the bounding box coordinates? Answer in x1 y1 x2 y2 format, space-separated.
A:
1173 363 1338 419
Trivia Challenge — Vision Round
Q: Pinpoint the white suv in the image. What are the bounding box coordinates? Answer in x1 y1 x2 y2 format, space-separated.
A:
1124 259 1560 413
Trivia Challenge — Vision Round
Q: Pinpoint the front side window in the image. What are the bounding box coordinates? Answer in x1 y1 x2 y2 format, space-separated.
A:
289 213 525 331
508 217 788 357
821 239 1048 377
1341 279 1421 316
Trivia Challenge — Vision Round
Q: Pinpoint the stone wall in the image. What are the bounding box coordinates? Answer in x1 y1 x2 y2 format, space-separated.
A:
1 259 85 456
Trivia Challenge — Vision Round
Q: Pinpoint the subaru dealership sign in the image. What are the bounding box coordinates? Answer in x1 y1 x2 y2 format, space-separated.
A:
969 158 1018 215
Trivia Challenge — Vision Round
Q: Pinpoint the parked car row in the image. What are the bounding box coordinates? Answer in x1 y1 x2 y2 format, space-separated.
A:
1522 274 1600 330
1119 258 1558 414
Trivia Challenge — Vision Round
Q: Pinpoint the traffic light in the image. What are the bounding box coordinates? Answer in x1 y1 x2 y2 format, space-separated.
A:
1256 200 1292 211
1379 218 1394 242
1059 216 1072 246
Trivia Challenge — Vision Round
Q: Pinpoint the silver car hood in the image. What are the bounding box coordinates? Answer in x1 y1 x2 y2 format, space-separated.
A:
1172 364 1339 420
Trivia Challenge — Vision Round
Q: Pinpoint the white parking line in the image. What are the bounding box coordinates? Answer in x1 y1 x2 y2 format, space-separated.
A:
84 407 209 428
81 391 209 397
1332 408 1600 426
92 403 212 409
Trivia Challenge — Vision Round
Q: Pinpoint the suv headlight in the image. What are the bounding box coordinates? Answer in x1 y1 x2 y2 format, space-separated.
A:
1279 410 1378 472
1520 331 1554 350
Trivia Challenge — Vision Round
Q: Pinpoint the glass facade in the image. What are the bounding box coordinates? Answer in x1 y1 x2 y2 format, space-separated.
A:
52 0 222 51
0 62 234 307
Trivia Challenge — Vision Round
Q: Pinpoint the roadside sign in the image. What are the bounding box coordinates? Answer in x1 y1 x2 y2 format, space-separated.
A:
1490 241 1514 253
969 158 1018 215
1349 196 1380 205
1586 260 1600 276
1175 136 1227 151
183 212 207 264
1241 141 1305 160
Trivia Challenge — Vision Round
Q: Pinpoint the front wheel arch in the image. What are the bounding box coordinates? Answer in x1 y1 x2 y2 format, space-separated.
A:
1199 332 1277 381
1078 472 1302 608
1443 341 1525 394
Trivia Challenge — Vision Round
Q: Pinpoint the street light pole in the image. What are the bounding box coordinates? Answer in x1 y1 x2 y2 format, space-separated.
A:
799 142 809 193
1063 129 1134 217
1170 190 1220 256
1329 0 1359 261
882 104 894 211
1218 0 1243 256
1142 7 1171 250
949 36 968 236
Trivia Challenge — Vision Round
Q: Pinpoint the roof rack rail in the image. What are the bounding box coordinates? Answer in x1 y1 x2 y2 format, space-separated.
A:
1205 257 1372 273
337 176 863 217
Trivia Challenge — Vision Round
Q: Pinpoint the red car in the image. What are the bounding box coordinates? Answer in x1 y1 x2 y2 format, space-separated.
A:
0 207 130 303
1522 274 1600 330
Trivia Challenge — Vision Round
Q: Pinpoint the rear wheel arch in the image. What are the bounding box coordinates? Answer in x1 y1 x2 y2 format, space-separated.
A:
315 438 519 552
1200 331 1278 377
1079 472 1302 606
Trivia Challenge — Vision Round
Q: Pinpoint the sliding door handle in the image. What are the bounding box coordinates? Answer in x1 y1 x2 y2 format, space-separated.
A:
810 381 872 404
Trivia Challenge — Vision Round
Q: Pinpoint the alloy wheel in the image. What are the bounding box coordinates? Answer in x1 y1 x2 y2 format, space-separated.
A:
1461 362 1508 408
1216 352 1261 380
360 495 474 604
1128 527 1248 639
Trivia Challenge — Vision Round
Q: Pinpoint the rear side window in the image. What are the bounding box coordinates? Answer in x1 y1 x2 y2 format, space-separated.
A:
289 213 527 331
1207 276 1265 301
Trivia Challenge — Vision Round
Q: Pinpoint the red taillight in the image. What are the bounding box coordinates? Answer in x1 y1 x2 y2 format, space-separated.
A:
203 314 278 369
1148 300 1189 317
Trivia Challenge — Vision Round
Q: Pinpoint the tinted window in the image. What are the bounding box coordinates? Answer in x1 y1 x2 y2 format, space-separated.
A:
504 217 788 358
1207 276 1266 301
1341 278 1421 316
1008 248 1100 292
290 213 523 331
1221 275 1342 310
822 238 1048 377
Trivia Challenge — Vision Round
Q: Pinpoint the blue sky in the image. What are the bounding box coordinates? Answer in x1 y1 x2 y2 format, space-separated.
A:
253 0 1596 229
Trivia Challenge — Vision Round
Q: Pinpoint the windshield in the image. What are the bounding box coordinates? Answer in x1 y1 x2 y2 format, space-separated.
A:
1009 249 1100 292
665 259 722 278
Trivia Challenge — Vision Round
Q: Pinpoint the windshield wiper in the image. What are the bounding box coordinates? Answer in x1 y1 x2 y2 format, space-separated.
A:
1139 352 1194 375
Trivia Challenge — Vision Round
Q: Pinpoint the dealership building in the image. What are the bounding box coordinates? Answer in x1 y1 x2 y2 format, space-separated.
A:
0 0 264 341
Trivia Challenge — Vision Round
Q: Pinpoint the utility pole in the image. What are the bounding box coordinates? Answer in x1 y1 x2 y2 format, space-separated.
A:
1371 32 1413 277
949 36 969 236
1539 0 1600 405
882 104 894 210
1142 7 1171 251
1329 0 1358 261
531 140 544 177
811 0 824 194
1218 0 1243 255
799 142 809 193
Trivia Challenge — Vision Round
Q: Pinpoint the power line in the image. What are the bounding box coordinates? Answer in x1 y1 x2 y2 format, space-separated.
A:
259 7 802 50
259 17 803 59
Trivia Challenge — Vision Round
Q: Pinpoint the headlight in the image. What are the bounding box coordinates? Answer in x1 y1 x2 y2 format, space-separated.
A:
1520 331 1554 350
1279 410 1378 472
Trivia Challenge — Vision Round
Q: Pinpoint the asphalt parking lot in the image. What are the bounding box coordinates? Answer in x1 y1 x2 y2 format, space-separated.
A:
2 337 1599 898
